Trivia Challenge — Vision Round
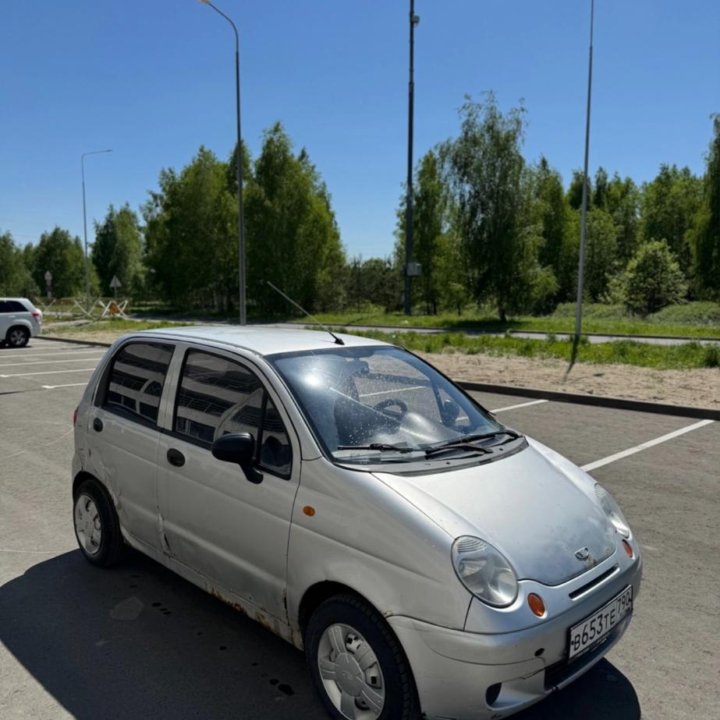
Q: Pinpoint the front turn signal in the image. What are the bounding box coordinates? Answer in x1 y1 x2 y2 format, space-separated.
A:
622 539 634 558
528 593 546 617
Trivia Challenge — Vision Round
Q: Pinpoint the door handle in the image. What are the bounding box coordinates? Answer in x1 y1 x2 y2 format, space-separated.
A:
93 418 103 432
167 448 185 467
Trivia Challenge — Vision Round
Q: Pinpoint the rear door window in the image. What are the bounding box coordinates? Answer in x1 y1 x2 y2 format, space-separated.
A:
102 342 174 425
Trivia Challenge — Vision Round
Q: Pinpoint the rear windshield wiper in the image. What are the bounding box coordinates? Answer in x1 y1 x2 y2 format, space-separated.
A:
424 429 521 458
336 443 417 453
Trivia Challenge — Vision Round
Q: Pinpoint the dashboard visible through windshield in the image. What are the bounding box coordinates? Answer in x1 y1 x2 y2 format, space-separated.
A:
270 345 515 465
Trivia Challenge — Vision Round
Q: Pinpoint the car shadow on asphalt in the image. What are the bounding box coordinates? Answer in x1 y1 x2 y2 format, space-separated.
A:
1 550 641 720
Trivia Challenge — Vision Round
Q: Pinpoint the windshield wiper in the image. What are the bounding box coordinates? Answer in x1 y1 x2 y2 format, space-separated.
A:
424 442 492 458
424 429 521 458
336 443 417 453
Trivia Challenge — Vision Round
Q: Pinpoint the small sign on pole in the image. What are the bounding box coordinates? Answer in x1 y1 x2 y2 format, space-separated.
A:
109 275 122 300
406 262 422 277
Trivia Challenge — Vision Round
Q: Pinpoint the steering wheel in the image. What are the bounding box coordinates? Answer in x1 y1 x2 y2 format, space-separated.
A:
373 398 408 422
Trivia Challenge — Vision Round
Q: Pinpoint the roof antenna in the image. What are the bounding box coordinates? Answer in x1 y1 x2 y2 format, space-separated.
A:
264 280 344 345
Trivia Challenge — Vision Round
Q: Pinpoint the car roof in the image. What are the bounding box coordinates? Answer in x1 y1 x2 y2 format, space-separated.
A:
128 325 391 357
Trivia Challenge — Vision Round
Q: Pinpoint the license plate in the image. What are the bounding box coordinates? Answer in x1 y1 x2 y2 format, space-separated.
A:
568 585 633 659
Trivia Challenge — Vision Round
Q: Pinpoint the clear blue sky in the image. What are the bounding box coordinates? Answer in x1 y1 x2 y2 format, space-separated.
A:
1 1 718 260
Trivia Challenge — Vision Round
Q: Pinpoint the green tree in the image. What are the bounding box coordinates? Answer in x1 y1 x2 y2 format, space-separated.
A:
0 231 38 297
641 164 703 276
246 123 346 315
583 208 619 301
144 147 236 309
441 94 541 321
567 170 590 211
605 174 640 265
344 255 402 312
530 157 569 304
93 205 144 297
592 167 609 210
434 232 468 314
395 150 446 314
32 227 85 298
414 151 446 315
690 115 720 299
622 240 687 315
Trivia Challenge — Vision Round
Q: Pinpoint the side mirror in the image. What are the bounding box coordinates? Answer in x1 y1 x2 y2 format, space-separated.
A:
211 433 263 484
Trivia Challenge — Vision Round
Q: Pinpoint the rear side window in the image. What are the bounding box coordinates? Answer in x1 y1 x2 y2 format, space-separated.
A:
102 342 174 425
174 350 292 477
0 300 31 312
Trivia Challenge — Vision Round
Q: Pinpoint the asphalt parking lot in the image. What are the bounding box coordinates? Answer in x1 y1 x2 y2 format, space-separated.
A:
1 338 718 720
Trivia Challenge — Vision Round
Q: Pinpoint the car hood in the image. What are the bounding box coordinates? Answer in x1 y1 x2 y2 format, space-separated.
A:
372 441 615 586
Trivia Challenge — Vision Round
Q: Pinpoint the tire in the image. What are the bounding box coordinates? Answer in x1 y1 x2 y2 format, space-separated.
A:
304 594 420 720
6 326 30 348
73 478 125 567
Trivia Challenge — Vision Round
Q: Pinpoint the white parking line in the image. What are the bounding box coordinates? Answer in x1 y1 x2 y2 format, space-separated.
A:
41 383 88 390
581 419 715 472
0 368 96 378
0 357 104 368
491 399 549 413
0 350 104 360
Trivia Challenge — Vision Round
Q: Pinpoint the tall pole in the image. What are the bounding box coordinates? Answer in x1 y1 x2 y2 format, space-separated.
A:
404 1 419 316
200 0 246 325
81 149 112 311
574 0 595 343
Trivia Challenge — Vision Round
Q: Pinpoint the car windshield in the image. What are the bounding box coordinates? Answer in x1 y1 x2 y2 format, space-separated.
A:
269 345 508 464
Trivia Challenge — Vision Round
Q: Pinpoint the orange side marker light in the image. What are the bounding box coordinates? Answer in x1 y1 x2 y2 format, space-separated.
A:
528 593 546 617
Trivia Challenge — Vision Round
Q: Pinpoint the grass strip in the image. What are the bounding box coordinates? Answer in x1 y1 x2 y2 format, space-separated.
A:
347 330 720 370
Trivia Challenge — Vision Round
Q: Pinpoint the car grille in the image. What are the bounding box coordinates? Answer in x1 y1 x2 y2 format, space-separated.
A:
568 565 619 600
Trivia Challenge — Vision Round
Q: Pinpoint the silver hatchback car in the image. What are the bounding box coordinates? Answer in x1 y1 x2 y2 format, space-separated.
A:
72 327 641 720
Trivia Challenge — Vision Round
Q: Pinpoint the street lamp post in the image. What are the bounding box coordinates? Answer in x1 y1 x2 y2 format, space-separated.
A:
81 149 112 311
199 0 246 325
404 1 420 316
574 0 595 345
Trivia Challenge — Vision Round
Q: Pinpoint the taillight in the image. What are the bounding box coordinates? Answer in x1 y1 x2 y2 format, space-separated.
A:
32 311 41 318
73 407 79 426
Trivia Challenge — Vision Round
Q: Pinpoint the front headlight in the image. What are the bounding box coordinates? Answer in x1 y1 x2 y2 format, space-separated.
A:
595 484 631 538
451 536 518 607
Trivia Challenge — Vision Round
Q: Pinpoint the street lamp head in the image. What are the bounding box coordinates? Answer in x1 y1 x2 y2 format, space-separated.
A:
82 148 113 160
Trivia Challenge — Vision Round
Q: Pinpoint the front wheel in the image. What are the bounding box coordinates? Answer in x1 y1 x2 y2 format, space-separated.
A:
305 594 419 720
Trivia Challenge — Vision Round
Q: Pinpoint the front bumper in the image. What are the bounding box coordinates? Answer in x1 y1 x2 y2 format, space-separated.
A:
388 553 642 720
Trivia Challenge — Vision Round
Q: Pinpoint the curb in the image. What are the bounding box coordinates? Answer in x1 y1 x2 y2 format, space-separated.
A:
38 335 114 348
39 334 719 422
458 381 720 421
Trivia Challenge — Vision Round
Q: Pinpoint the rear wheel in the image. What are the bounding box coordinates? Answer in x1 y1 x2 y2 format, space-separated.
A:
304 594 419 720
6 326 29 348
73 478 124 567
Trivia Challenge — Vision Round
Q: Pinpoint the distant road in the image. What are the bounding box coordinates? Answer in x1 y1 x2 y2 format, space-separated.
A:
263 322 720 347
